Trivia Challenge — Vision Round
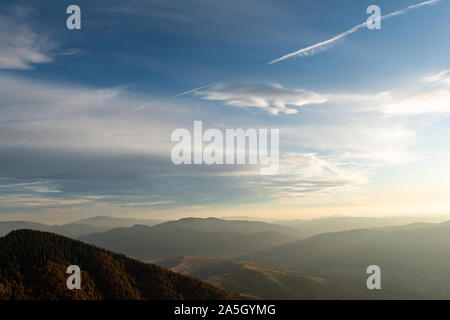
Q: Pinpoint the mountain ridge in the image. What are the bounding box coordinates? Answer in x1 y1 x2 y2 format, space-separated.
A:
80 223 295 260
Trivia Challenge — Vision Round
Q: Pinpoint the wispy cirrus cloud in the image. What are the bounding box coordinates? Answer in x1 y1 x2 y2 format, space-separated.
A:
0 7 83 70
421 68 450 85
0 74 189 153
0 9 55 70
378 89 450 115
193 81 327 115
268 0 440 64
263 153 369 201
375 68 450 115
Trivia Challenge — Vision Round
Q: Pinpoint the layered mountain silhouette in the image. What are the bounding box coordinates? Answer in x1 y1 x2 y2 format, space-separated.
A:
0 229 234 300
246 222 450 298
4 216 450 299
2 215 439 240
155 217 299 235
0 216 164 238
274 216 443 238
80 218 297 260
0 221 50 236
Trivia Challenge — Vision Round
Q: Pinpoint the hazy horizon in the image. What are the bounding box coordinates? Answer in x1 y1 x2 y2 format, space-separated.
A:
3 212 450 226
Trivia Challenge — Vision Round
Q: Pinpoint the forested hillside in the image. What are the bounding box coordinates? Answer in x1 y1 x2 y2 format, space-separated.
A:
0 230 235 300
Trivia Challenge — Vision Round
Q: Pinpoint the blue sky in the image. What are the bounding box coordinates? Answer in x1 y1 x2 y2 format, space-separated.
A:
0 0 449 223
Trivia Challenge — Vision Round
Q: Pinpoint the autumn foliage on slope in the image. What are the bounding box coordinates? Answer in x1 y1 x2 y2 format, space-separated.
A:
0 229 235 300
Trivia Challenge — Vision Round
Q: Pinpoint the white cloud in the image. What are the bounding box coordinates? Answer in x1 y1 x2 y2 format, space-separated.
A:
421 68 450 85
378 89 450 115
0 75 190 154
278 153 367 183
211 152 370 202
283 123 417 165
0 10 55 69
259 153 369 201
193 82 327 115
1 67 448 214
373 69 450 115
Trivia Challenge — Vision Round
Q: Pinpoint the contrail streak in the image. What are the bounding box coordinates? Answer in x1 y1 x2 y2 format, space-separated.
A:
268 0 440 64
174 83 215 97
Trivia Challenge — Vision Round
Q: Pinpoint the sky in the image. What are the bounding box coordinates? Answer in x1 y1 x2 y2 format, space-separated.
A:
0 0 450 223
